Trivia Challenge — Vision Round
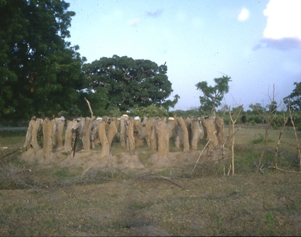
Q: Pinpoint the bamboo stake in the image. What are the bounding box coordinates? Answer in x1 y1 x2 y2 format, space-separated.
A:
289 107 301 171
274 115 288 170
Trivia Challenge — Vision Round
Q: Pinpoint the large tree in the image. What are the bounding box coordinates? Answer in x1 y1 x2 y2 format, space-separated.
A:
0 0 86 120
196 75 231 115
284 82 301 111
82 55 178 112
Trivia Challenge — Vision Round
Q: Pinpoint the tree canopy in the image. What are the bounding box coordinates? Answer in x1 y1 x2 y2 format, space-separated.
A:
284 82 301 111
196 75 231 115
82 55 178 112
0 0 86 120
0 1 178 121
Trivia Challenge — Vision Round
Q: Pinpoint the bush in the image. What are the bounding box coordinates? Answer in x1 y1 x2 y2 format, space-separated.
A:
252 134 265 144
247 120 256 126
129 104 169 118
296 123 301 131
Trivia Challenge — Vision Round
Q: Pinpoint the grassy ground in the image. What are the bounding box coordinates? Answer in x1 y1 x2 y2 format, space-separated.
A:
0 124 301 236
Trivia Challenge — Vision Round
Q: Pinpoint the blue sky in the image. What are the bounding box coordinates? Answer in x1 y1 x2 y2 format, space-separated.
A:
68 0 301 111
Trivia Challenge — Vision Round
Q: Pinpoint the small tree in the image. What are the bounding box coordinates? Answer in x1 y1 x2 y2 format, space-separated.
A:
196 76 231 116
227 105 243 176
252 85 281 173
284 82 301 111
129 104 168 118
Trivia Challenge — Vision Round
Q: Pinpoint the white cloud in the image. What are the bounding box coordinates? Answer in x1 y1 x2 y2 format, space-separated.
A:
238 8 249 21
263 0 301 40
128 18 140 26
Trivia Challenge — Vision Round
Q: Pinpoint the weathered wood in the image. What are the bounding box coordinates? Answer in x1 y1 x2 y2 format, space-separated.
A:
150 119 158 151
215 116 224 147
125 118 135 151
64 119 78 152
154 119 170 157
56 117 65 149
23 119 34 150
97 121 109 158
143 117 155 148
177 117 190 152
107 120 118 147
80 117 95 151
190 118 202 150
42 118 53 158
202 117 218 150
120 115 129 148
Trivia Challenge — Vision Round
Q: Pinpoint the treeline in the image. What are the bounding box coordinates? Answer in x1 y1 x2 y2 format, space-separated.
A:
172 108 301 129
0 1 178 122
1 0 300 128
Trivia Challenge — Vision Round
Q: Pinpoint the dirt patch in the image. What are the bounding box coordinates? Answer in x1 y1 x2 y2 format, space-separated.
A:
20 145 228 173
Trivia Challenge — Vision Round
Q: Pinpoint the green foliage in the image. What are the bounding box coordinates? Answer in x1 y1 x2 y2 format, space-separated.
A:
264 212 276 235
79 88 109 117
252 134 265 144
170 107 202 118
82 55 177 112
196 76 231 115
284 82 301 111
128 104 168 118
247 120 257 126
0 0 87 120
252 133 273 144
105 105 122 117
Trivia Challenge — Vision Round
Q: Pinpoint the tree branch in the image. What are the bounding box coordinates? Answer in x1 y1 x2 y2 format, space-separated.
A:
84 97 93 118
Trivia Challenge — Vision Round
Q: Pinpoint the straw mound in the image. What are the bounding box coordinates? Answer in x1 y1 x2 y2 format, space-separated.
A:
21 147 228 171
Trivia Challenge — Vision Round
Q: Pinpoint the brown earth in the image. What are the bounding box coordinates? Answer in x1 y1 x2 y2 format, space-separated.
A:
0 169 300 236
1 126 301 236
20 144 227 174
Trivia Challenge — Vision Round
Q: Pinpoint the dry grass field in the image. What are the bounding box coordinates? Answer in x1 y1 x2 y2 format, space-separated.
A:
0 124 301 236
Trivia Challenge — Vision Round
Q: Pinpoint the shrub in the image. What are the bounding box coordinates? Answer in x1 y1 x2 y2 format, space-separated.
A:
129 104 169 118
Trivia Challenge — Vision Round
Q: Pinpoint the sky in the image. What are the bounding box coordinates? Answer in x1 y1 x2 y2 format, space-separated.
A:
67 0 301 111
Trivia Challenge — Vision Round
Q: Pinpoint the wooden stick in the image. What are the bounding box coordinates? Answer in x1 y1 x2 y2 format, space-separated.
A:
0 148 22 161
223 127 241 146
267 166 299 173
227 164 231 176
138 174 189 191
274 116 288 169
84 97 93 118
81 161 98 178
228 106 243 176
289 107 301 171
191 134 214 174
72 128 78 158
